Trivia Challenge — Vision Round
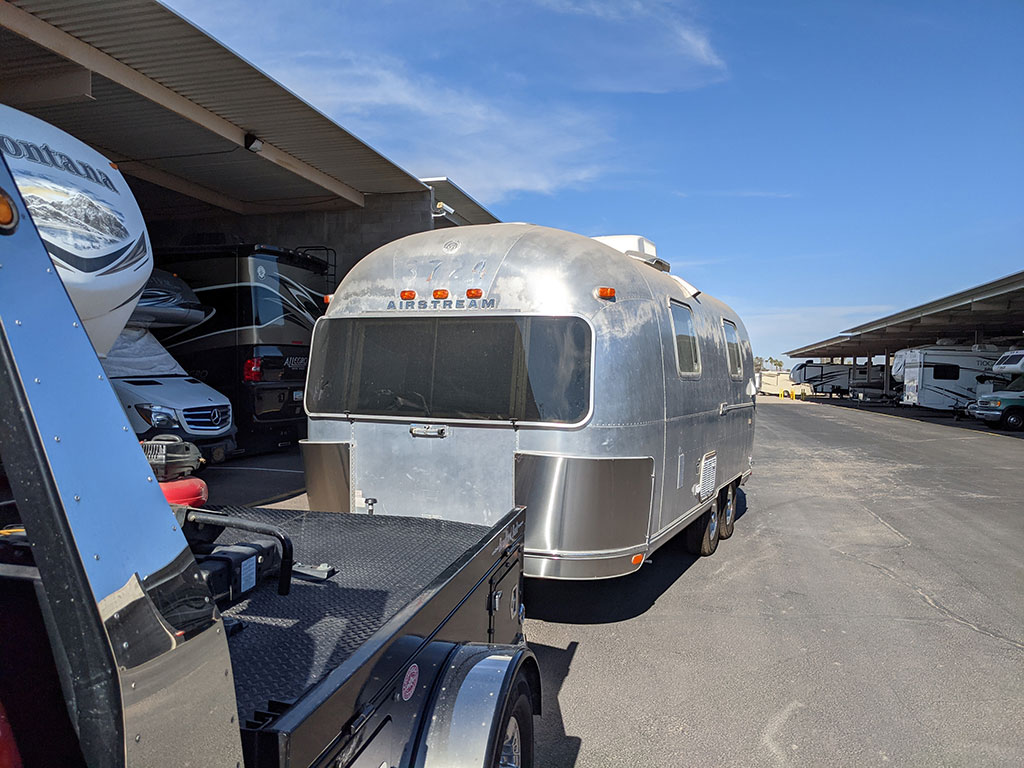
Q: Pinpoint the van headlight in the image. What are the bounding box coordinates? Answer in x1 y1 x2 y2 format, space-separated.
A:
136 403 180 428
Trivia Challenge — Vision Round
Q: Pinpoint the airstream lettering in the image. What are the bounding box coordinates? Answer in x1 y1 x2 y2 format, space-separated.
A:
386 298 498 310
303 224 756 579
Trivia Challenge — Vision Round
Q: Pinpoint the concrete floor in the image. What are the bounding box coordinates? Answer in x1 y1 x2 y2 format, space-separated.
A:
204 399 1024 767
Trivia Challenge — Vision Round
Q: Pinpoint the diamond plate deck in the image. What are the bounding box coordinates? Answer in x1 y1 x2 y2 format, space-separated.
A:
209 506 487 720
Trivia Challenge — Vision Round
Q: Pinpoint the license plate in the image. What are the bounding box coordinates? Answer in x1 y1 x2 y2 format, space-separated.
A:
292 390 303 401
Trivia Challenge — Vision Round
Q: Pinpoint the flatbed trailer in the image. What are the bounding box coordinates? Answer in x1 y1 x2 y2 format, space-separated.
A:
0 156 539 768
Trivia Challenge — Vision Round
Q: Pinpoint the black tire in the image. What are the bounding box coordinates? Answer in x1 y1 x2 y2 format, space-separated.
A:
492 671 535 768
1001 408 1024 431
719 483 736 540
783 390 790 399
684 499 720 556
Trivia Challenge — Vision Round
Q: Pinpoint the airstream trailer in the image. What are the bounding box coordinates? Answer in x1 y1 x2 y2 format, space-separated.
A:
302 224 756 579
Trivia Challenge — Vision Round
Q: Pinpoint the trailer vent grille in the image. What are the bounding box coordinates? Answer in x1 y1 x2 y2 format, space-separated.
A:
699 452 717 501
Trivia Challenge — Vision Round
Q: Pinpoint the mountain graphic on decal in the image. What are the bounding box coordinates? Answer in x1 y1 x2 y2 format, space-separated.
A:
23 191 129 250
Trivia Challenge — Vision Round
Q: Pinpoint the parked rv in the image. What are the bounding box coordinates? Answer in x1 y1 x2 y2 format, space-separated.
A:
791 361 853 395
973 350 1024 430
103 326 236 462
790 361 885 397
155 244 335 454
758 370 812 398
892 344 1002 411
0 104 151 357
303 225 756 579
0 155 539 768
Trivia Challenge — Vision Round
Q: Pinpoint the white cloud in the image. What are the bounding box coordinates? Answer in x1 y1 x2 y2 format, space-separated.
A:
163 0 728 200
533 0 726 74
263 52 611 202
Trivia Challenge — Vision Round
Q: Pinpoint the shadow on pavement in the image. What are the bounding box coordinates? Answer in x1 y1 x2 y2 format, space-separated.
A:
530 641 582 768
526 487 749 625
527 535 700 624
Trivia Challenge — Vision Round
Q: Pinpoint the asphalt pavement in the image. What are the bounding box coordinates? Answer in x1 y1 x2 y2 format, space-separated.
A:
525 398 1024 767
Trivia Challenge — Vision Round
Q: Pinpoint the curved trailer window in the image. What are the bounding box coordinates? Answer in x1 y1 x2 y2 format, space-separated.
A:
307 316 592 423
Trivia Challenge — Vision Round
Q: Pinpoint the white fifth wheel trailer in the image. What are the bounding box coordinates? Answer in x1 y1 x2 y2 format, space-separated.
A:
302 224 757 579
0 104 151 357
892 345 1002 410
758 371 812 397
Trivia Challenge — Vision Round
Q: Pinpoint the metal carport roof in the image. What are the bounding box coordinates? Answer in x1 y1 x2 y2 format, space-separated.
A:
421 177 500 227
0 0 427 215
787 270 1024 358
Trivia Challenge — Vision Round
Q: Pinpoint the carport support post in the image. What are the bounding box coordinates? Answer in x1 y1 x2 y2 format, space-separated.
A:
884 348 891 398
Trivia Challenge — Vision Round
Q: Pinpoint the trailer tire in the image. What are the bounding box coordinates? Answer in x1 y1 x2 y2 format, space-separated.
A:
1001 408 1024 431
491 670 535 768
719 484 736 540
684 499 719 556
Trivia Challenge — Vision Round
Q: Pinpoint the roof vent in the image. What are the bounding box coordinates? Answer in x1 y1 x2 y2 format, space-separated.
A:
626 251 671 272
592 235 657 257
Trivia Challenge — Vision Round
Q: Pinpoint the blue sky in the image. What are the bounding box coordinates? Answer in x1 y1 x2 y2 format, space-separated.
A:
164 0 1023 363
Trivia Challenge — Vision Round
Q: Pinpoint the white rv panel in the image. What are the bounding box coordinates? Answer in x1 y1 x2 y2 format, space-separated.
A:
898 345 1002 410
0 104 152 357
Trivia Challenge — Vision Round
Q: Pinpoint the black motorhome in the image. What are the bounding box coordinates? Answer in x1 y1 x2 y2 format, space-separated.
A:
156 244 335 453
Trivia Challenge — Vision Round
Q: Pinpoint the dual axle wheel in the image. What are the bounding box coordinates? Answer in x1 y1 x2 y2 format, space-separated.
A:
684 482 737 557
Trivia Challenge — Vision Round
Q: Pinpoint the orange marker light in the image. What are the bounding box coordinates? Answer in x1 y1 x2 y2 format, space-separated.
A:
400 290 416 300
597 287 616 299
109 162 119 170
433 289 450 300
323 294 333 304
631 553 644 565
0 193 15 230
466 288 483 299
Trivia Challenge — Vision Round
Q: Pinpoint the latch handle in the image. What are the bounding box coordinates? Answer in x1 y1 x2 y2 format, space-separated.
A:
410 424 448 438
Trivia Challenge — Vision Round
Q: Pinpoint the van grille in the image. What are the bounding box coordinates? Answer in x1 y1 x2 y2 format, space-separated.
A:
699 452 717 501
182 405 231 431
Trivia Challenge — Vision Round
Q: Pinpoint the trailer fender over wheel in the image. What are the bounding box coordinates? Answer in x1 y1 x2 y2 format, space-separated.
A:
416 645 540 768
684 499 720 556
719 483 737 540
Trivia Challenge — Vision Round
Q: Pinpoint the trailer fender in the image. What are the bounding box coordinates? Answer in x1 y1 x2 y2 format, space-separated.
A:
415 644 540 768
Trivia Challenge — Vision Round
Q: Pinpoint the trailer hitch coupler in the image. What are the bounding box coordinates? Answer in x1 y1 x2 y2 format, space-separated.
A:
186 510 294 596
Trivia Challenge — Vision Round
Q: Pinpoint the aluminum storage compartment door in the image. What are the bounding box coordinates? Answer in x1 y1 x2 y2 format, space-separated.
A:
516 454 655 555
349 421 516 526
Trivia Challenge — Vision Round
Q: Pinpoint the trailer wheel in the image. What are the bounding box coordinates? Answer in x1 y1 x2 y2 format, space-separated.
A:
1001 408 1024 431
492 670 535 768
719 484 736 540
684 499 719 556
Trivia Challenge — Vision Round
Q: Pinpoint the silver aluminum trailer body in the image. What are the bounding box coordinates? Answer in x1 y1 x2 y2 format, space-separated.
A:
303 223 756 579
896 345 1002 410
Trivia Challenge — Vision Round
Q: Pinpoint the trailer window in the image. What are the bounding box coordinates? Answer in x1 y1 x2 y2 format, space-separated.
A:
933 364 960 380
722 320 742 377
307 316 591 423
669 302 700 375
